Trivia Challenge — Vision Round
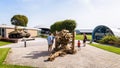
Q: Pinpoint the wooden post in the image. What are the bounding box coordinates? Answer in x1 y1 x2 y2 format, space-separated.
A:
54 37 57 49
54 31 58 50
72 31 75 51
15 25 17 31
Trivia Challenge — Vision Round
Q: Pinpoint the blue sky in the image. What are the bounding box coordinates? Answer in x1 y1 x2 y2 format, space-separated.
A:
0 0 120 29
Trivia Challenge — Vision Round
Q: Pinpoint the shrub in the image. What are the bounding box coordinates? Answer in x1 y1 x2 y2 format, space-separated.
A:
0 38 18 43
99 35 120 47
39 35 48 38
114 38 120 46
0 36 2 40
99 35 118 44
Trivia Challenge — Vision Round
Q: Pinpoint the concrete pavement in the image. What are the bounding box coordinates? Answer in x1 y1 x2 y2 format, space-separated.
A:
1 38 120 68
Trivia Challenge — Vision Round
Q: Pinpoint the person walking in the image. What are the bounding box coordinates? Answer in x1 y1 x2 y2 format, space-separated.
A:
83 33 87 47
47 33 54 52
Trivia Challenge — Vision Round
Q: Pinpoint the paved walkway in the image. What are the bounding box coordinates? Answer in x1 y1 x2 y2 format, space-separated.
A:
1 38 120 68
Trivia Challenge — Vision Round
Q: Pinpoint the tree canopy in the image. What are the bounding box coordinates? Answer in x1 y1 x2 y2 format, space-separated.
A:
11 15 28 27
50 19 77 33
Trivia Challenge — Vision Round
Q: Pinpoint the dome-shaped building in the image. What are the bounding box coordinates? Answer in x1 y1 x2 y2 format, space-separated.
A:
92 25 120 42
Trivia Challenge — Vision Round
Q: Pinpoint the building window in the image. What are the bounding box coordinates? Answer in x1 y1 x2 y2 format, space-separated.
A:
0 28 5 37
0 28 1 36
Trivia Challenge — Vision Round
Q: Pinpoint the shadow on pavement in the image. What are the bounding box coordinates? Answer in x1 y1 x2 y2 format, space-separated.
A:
23 51 50 59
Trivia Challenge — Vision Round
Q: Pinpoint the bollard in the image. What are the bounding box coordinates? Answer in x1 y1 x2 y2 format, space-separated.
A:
24 40 26 47
23 38 27 47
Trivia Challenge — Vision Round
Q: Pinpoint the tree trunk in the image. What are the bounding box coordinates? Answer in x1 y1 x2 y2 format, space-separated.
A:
47 49 65 61
47 30 77 61
15 25 17 31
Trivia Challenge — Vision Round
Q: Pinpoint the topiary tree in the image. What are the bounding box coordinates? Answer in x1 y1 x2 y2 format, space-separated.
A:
11 14 28 31
11 14 28 26
50 19 77 33
50 21 62 33
62 20 76 32
9 14 30 38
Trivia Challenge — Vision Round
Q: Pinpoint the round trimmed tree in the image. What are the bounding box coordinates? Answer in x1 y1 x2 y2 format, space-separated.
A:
11 14 28 27
50 19 77 33
9 14 30 38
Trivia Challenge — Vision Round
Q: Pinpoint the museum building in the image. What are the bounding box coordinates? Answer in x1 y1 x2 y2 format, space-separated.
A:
92 25 120 41
0 25 39 38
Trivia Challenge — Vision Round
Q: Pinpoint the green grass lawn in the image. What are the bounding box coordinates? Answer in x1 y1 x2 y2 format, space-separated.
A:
75 34 92 40
0 41 33 68
0 48 10 64
0 64 33 68
90 43 120 54
0 41 12 46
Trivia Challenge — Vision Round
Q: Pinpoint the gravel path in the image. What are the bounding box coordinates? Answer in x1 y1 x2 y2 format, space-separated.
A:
2 38 120 68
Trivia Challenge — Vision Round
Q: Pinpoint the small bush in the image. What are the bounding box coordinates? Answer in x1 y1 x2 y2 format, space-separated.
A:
99 35 118 44
0 38 18 43
114 38 120 47
0 36 2 39
39 34 48 38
